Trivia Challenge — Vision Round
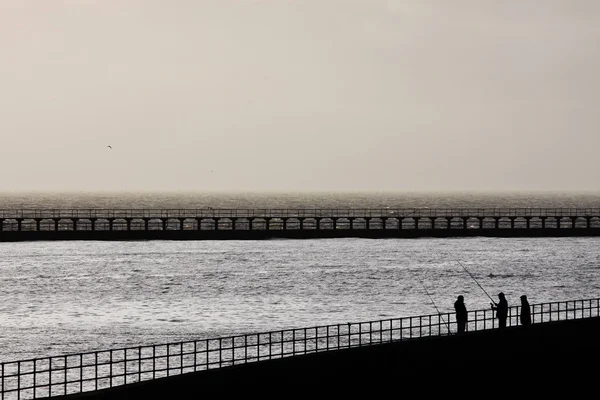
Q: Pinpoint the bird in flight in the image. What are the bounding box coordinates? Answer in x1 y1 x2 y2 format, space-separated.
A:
107 145 112 149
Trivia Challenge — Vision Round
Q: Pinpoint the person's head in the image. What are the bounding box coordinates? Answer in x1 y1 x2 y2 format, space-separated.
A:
498 292 505 299
520 295 527 302
457 295 464 302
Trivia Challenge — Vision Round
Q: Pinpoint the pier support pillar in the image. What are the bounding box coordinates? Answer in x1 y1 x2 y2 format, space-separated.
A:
586 217 592 229
445 217 452 229
556 217 561 229
214 218 220 230
35 218 42 231
332 218 338 230
316 218 322 230
525 217 532 229
428 217 435 229
397 218 404 230
509 217 516 229
462 218 468 229
382 218 389 230
298 218 304 230
414 217 420 229
195 218 202 231
90 218 97 231
108 218 115 231
477 217 485 229
161 218 167 231
248 218 254 231
265 218 271 231
541 217 547 229
53 219 60 231
0 218 4 231
366 218 371 230
143 218 151 231
570 217 577 228
494 217 500 229
72 219 78 231
231 218 238 230
178 218 185 231
349 218 355 230
16 218 23 232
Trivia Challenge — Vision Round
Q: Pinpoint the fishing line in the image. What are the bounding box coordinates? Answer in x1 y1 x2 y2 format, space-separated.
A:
448 252 496 304
415 272 450 333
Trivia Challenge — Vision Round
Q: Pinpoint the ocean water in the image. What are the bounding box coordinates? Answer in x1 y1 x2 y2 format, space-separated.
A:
1 192 599 363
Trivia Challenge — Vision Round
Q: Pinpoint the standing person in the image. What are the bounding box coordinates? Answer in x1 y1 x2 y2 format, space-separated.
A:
491 292 508 329
520 295 531 326
454 295 468 334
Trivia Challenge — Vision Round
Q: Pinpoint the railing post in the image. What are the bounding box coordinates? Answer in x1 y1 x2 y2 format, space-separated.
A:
109 351 113 387
49 358 52 396
400 318 403 340
359 324 362 346
347 323 351 348
79 354 83 393
138 346 142 383
95 352 98 391
194 342 197 372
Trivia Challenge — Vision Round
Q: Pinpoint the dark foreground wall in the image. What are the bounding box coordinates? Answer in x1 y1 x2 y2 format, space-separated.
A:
60 317 600 398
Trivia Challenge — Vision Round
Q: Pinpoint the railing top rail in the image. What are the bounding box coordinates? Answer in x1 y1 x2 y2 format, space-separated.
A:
2 207 600 219
2 297 598 366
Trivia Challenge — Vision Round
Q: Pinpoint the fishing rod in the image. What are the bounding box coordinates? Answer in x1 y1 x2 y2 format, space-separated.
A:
449 253 496 304
415 272 451 333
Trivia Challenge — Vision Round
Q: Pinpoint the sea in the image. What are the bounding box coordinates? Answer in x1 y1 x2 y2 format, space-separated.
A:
1 191 600 362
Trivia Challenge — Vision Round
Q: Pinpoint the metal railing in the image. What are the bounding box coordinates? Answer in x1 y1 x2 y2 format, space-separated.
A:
1 208 600 219
1 297 598 399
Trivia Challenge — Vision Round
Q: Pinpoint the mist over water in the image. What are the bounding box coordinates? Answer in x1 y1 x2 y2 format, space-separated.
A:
0 192 599 362
1 191 600 209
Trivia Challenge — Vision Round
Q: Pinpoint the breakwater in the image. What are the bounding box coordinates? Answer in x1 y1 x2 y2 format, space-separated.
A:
1 208 600 241
2 298 598 398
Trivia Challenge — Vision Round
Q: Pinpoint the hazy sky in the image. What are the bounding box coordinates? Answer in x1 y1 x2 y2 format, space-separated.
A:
1 0 599 192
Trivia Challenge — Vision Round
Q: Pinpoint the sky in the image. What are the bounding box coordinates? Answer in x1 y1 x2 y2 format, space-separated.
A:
1 0 599 192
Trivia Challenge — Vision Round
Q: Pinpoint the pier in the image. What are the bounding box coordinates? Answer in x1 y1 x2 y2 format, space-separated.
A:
2 208 600 241
1 298 599 398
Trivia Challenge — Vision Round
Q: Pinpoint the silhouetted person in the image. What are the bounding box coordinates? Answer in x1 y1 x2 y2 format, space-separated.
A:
491 292 508 329
520 295 531 326
454 295 468 334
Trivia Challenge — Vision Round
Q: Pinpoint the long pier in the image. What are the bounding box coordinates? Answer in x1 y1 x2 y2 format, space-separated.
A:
2 208 600 241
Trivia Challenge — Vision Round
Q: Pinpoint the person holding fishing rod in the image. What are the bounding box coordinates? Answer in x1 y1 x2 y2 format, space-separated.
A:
491 292 509 329
449 254 511 330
